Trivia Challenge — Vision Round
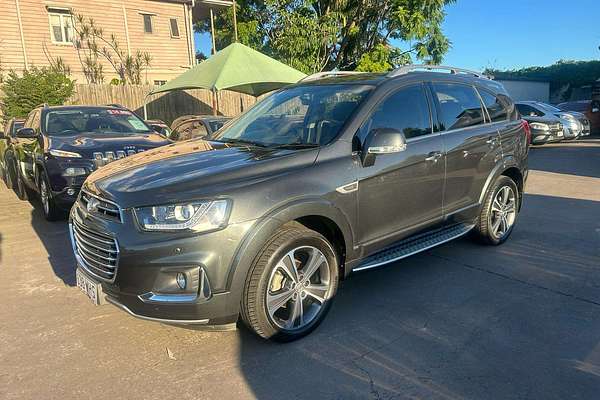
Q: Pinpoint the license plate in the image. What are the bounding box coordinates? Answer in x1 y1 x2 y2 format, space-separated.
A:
76 268 102 305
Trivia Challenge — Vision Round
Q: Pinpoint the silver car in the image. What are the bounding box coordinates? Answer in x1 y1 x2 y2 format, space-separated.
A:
529 101 591 139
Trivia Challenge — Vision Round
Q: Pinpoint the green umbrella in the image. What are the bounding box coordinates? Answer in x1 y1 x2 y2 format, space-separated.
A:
146 42 306 116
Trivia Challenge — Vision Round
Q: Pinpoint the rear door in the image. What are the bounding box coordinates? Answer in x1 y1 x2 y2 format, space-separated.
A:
356 83 445 251
431 82 501 216
14 110 40 185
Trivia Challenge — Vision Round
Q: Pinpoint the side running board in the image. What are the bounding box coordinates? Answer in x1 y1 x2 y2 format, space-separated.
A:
354 224 474 272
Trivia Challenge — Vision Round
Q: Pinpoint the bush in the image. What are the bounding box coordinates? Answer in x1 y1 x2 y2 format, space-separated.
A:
0 67 74 123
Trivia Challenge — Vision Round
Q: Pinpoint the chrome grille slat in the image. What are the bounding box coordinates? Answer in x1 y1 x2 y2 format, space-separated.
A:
71 219 119 283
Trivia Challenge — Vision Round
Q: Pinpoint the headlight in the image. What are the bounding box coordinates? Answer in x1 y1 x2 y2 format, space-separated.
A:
62 167 87 177
135 200 230 232
529 122 549 131
49 149 82 158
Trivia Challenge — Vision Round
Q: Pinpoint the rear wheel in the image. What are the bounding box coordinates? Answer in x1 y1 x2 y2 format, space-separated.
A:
241 226 339 342
473 176 519 245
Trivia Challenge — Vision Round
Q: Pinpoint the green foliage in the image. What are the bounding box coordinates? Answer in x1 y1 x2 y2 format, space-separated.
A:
196 0 455 74
487 60 600 101
0 67 74 123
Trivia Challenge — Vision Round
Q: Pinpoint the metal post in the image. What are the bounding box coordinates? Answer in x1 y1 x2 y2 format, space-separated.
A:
210 8 216 55
212 89 218 116
232 1 238 42
143 94 150 120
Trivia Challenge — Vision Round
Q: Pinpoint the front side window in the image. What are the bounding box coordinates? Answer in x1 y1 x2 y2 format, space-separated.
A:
212 84 373 147
358 84 432 143
516 104 544 117
48 10 73 43
479 90 510 122
44 108 152 135
433 83 485 131
142 14 153 34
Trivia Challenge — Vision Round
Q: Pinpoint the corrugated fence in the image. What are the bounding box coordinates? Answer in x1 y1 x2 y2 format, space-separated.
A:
68 84 258 125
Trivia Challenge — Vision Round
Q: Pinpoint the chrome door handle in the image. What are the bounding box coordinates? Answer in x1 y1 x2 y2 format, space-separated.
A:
425 151 443 162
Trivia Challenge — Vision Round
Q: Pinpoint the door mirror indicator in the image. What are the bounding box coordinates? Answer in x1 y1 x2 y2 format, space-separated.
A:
362 128 407 167
15 128 37 138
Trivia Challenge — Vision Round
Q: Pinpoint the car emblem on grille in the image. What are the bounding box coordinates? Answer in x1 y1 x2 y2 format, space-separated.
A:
86 197 100 213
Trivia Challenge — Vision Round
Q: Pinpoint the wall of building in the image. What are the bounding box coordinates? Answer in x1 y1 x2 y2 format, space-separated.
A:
0 0 193 84
497 80 550 102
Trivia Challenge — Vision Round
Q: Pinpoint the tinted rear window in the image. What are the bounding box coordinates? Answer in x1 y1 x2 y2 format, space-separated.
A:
433 83 485 131
478 90 509 122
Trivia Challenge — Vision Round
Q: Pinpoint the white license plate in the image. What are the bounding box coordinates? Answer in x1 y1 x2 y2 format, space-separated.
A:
76 268 102 305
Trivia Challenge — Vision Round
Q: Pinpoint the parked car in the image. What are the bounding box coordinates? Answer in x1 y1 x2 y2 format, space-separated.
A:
10 105 171 220
532 101 591 139
170 115 232 141
515 102 565 144
557 100 600 135
71 66 528 342
1 118 25 188
145 119 173 137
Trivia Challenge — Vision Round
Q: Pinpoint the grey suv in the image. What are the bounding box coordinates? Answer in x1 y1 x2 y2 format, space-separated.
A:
71 65 529 341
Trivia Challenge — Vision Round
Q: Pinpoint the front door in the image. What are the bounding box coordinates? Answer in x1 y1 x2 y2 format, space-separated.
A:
356 84 445 252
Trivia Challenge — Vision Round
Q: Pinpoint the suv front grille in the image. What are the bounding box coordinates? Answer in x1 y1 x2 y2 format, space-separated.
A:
71 218 119 282
79 191 122 222
93 149 144 168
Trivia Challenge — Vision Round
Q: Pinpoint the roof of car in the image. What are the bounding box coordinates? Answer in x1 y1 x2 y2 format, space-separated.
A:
41 105 128 112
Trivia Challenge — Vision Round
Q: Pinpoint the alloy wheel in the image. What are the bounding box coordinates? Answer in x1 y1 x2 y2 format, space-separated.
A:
490 186 517 239
266 246 331 331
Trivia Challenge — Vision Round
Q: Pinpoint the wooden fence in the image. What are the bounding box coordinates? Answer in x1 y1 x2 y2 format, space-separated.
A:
68 84 258 125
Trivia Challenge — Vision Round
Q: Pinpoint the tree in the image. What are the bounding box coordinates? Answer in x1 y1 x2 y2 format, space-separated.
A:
196 0 455 74
0 67 74 123
72 14 152 84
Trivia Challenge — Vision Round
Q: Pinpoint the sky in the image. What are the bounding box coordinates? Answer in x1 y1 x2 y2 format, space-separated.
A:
195 0 600 71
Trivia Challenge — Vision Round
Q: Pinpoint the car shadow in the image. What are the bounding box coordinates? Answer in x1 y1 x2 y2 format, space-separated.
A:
234 193 600 399
29 199 76 286
529 139 600 179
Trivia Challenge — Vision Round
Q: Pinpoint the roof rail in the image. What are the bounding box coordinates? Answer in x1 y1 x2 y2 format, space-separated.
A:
388 65 491 79
300 71 365 82
106 103 126 108
36 103 49 109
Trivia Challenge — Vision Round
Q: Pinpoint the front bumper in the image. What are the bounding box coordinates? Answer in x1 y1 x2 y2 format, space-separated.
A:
69 199 257 326
531 128 564 144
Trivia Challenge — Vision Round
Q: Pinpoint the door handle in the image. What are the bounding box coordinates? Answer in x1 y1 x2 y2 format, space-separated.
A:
425 151 443 162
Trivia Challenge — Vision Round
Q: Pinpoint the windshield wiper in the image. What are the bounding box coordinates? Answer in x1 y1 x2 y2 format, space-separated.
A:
215 138 269 148
269 142 320 150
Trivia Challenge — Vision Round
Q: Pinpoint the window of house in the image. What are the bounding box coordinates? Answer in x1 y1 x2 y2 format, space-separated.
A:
142 13 154 34
359 85 432 142
169 18 180 38
48 8 73 44
433 83 485 131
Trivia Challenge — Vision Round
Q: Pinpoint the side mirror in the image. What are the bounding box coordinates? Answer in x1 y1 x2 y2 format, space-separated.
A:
16 128 37 138
361 128 407 167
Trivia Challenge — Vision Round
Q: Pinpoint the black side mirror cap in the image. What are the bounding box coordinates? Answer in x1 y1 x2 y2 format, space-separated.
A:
15 128 37 138
361 128 407 167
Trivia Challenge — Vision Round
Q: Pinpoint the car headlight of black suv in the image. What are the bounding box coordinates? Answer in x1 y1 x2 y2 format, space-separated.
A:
134 199 231 232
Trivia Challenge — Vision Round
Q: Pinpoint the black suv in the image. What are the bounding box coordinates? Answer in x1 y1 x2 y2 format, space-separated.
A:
11 105 170 220
71 66 529 341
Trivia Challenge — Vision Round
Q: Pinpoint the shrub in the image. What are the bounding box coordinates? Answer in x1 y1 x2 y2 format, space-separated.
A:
0 67 74 123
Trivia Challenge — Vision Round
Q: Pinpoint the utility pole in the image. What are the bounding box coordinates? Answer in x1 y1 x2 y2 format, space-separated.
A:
233 1 238 42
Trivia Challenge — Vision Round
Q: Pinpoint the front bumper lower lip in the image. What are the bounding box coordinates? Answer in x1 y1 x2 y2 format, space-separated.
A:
105 296 210 325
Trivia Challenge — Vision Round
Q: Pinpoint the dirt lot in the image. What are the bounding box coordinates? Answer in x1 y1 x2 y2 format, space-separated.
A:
1 139 599 400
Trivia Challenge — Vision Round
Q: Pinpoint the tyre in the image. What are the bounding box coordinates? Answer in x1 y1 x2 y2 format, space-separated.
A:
38 171 62 221
15 162 32 201
473 176 519 245
241 226 339 342
4 159 17 191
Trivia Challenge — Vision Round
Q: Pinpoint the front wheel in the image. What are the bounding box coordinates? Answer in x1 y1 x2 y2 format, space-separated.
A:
38 172 62 221
241 226 339 342
473 176 519 245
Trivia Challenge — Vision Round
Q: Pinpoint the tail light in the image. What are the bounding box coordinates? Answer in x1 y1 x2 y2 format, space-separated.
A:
521 120 531 145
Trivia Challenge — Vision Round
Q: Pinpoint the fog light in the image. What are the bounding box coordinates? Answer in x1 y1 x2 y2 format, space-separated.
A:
176 272 187 290
67 188 76 196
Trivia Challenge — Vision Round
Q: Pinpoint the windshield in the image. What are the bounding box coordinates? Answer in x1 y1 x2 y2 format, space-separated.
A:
537 102 561 112
211 84 373 147
44 108 152 135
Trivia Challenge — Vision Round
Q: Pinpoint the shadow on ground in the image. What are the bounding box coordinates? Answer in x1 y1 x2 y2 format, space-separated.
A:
529 139 600 179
